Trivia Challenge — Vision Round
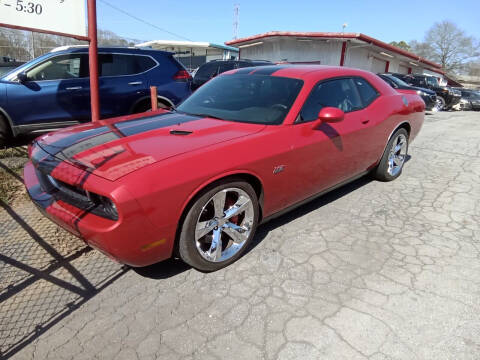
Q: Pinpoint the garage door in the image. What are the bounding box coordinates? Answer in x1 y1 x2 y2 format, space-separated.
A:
398 64 409 74
371 57 387 73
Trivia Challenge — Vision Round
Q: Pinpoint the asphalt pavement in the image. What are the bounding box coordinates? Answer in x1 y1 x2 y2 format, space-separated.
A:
1 110 480 360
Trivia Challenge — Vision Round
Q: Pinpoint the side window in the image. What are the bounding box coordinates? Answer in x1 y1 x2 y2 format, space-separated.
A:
136 56 157 73
299 78 362 122
218 62 235 74
99 54 138 77
354 77 379 107
26 54 83 81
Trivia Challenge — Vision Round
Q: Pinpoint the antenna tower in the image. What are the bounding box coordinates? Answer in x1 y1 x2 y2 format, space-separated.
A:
233 4 240 39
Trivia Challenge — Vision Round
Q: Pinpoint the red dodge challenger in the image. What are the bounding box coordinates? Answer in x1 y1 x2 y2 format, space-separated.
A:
24 65 424 271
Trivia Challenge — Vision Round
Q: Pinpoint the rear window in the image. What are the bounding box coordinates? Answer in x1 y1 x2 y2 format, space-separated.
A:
195 62 219 80
98 54 156 76
136 56 157 72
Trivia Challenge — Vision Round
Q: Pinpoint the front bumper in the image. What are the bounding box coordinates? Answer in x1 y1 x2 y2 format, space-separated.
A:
422 94 436 111
24 160 176 267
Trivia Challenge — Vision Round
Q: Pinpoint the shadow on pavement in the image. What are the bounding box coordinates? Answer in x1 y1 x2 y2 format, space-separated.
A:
133 258 191 279
0 152 129 359
247 175 374 254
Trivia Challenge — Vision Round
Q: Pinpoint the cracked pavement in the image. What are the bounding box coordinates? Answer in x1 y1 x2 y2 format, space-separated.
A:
2 110 480 359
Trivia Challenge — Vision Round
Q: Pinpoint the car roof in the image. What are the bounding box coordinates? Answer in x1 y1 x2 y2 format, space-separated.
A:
50 46 173 57
226 64 379 80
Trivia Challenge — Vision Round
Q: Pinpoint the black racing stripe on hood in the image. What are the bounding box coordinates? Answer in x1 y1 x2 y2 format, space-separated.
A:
250 66 289 75
37 112 201 163
115 112 198 137
43 126 111 152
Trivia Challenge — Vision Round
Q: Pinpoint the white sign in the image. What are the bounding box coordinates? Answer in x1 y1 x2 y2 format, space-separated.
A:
0 0 86 37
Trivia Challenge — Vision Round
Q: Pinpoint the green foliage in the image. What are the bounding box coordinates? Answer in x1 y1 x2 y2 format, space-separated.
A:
389 41 411 52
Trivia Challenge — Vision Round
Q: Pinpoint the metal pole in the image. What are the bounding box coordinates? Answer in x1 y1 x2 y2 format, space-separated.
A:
87 0 100 122
150 86 158 111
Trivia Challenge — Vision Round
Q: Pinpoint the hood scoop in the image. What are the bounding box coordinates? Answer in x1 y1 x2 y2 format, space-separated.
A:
170 129 193 136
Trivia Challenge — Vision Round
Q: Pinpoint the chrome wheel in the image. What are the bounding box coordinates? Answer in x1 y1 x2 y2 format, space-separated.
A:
195 188 254 263
433 97 445 112
387 133 408 177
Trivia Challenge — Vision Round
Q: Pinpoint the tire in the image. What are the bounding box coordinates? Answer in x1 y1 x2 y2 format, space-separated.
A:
0 115 10 148
178 179 259 272
433 96 445 112
373 128 409 182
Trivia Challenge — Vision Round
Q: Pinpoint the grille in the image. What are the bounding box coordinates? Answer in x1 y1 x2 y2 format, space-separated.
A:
35 167 118 221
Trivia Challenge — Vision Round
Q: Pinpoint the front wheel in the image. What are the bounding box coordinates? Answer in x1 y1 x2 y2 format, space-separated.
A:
433 96 445 112
178 179 259 272
373 128 409 182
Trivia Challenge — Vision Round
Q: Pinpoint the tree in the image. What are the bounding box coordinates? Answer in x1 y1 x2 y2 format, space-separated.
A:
410 21 479 73
389 41 411 52
0 28 136 61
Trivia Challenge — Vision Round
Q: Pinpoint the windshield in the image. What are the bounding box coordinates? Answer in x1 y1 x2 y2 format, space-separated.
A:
427 77 439 87
385 75 410 87
177 74 304 125
1 52 53 80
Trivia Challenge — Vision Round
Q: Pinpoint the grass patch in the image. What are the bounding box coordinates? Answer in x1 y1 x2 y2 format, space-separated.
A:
0 147 29 204
0 146 28 159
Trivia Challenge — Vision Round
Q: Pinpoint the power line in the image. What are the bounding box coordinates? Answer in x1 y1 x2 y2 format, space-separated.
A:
98 0 193 42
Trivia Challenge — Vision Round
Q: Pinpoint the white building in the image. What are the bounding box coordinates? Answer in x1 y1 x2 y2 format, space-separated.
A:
136 40 239 72
226 31 444 79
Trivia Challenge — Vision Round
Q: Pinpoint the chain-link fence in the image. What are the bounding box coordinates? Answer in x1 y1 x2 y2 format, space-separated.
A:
0 148 128 359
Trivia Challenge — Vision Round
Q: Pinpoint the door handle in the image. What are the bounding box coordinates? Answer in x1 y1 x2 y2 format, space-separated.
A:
66 86 82 90
361 119 370 125
128 81 143 86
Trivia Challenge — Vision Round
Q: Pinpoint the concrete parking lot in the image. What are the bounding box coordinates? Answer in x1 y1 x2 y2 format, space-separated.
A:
1 110 480 360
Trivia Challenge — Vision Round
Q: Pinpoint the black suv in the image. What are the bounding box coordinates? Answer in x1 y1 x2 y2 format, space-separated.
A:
192 59 272 90
378 73 437 111
389 73 461 111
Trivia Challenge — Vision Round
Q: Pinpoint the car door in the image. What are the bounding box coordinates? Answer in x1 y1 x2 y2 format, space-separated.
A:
287 77 377 201
6 53 90 127
97 53 149 119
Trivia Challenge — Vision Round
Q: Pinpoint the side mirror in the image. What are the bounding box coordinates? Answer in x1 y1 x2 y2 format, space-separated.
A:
17 72 28 83
312 107 344 129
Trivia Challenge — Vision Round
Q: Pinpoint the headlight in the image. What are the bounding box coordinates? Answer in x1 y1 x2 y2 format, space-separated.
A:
416 90 427 97
99 196 119 220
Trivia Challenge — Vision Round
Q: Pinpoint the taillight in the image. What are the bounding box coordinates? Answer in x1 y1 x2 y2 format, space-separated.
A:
173 69 192 82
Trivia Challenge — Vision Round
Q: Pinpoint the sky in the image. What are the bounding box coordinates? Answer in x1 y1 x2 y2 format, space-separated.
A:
96 0 480 45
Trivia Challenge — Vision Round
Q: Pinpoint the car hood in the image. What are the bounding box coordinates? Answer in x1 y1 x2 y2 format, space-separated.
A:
408 86 436 95
34 111 266 181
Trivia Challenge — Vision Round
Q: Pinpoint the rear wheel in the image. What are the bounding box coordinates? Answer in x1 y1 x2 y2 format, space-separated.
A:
373 128 409 182
178 179 259 272
0 115 11 148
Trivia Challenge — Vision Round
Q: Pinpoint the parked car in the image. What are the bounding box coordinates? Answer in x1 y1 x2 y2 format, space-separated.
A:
191 59 272 90
25 65 424 271
377 73 437 111
454 88 480 111
389 73 461 111
0 46 192 147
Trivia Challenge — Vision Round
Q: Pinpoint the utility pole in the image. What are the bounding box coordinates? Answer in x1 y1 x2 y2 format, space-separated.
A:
233 4 239 40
